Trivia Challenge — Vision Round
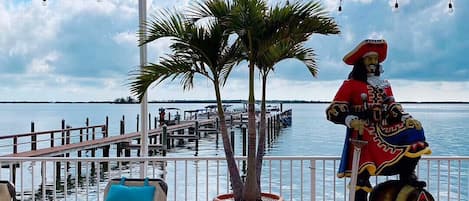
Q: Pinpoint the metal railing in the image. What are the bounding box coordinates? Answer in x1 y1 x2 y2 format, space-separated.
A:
0 156 468 201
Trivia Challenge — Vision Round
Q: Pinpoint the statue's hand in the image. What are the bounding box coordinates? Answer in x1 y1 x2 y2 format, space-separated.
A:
405 118 422 130
350 119 366 135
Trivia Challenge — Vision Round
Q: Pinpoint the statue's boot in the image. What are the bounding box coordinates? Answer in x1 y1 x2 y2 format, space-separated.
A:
354 176 371 201
355 189 369 201
400 172 427 188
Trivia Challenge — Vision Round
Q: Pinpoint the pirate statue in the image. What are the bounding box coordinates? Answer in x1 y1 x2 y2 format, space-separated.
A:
326 39 432 201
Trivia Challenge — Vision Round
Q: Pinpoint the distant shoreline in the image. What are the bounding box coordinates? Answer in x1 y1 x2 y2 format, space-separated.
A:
1 100 469 104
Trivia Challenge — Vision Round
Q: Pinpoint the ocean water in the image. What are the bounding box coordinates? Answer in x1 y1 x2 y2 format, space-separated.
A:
1 103 469 200
2 103 467 156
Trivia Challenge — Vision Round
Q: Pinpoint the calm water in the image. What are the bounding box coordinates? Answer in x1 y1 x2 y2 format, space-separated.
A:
1 103 469 200
1 103 468 156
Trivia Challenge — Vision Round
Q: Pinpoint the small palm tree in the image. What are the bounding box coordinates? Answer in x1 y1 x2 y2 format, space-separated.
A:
255 2 340 189
128 7 246 198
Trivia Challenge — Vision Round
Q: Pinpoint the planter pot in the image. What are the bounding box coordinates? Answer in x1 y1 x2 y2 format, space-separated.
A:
214 192 284 201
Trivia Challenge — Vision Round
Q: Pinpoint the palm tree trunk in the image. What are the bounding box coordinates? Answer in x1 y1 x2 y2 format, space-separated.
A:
244 36 260 200
256 74 267 189
214 81 244 200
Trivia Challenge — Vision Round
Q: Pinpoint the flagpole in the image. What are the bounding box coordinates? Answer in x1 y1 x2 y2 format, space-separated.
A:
138 0 148 178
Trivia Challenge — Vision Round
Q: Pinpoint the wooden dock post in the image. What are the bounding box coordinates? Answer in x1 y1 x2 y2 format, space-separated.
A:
136 114 139 132
65 125 71 169
31 122 36 151
102 124 109 171
78 128 83 176
162 125 168 156
242 125 246 156
195 121 199 152
231 130 235 154
61 119 65 146
13 136 17 154
267 117 271 145
117 120 124 157
86 118 90 141
56 161 61 187
149 113 152 130
11 165 16 185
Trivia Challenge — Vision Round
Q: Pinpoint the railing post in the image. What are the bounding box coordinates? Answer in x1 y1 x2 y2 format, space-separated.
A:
31 121 36 151
310 159 316 201
41 161 46 200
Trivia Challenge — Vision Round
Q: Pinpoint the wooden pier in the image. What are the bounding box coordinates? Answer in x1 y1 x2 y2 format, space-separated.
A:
0 109 291 185
0 109 291 158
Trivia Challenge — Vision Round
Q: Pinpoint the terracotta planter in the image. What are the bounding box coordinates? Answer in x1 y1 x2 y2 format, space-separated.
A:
214 192 284 201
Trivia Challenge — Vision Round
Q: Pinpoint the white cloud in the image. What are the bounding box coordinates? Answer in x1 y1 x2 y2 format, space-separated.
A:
391 80 469 102
27 51 60 74
367 32 385 40
113 32 136 45
1 0 468 102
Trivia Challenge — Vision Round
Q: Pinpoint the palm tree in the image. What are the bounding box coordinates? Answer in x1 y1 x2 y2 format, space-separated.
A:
254 1 340 190
128 7 246 198
190 0 339 200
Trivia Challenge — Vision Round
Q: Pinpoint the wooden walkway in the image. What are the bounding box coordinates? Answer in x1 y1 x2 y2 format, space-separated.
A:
1 119 216 157
0 109 289 158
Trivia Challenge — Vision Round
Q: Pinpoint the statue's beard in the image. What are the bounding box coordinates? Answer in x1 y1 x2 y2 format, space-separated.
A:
366 64 382 76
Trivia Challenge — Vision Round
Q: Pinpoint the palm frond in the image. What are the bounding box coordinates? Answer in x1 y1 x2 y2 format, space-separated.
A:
187 0 232 23
139 9 193 46
127 55 196 102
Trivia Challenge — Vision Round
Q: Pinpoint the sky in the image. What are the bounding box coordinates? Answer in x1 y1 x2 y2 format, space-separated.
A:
1 0 468 102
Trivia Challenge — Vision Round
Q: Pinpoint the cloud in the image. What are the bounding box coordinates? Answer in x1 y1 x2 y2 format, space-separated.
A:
27 51 60 74
1 0 468 102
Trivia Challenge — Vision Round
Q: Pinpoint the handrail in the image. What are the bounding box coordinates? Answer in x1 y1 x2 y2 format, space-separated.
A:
0 155 467 201
0 124 106 139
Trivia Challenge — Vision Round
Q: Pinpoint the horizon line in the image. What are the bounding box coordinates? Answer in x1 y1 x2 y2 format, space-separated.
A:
1 100 469 104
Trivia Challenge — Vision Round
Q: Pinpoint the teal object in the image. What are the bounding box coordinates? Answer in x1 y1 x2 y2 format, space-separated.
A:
106 177 155 201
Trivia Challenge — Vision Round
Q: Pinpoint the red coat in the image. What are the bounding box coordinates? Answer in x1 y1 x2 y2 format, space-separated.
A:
326 79 431 177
